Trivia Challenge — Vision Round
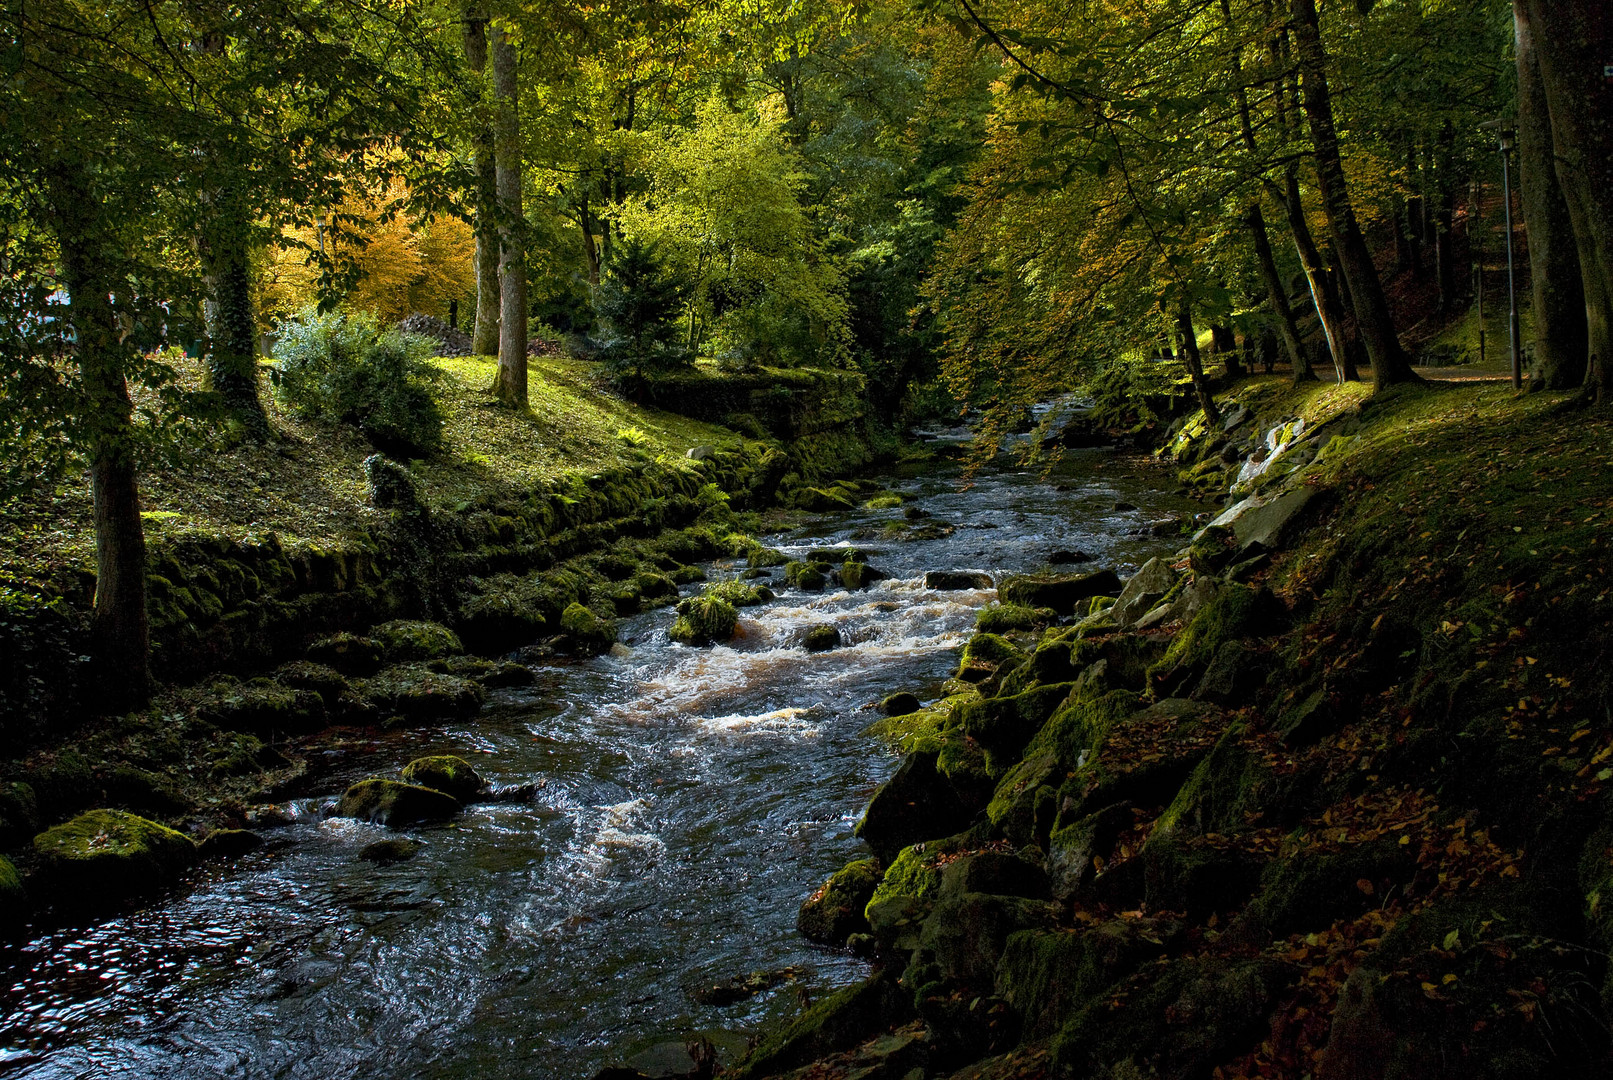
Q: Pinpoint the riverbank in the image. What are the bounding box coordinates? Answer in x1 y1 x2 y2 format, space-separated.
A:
733 377 1613 1080
0 353 915 930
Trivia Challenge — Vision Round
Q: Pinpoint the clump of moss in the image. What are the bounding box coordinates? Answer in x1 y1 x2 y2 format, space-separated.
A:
976 603 1055 634
371 620 464 663
705 579 774 608
558 602 617 652
785 560 831 591
670 594 740 645
400 755 485 801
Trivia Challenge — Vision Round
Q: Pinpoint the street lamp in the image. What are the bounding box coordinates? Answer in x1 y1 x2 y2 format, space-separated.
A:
1480 119 1522 389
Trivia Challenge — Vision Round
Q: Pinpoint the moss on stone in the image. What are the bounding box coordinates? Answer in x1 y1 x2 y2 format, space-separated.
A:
1148 582 1270 687
334 778 461 827
1150 723 1265 839
670 594 740 645
784 560 830 591
798 857 883 944
975 603 1055 635
558 602 618 652
400 755 486 801
363 664 484 722
32 809 198 906
958 682 1077 775
371 619 464 663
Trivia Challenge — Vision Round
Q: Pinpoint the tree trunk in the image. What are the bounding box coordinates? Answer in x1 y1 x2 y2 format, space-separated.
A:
1405 145 1425 279
490 22 527 407
1515 0 1589 389
198 193 270 440
1281 170 1349 381
1525 0 1613 400
1291 0 1418 387
1176 301 1221 423
1433 123 1458 313
463 9 501 358
1246 203 1313 381
578 188 601 287
46 161 151 705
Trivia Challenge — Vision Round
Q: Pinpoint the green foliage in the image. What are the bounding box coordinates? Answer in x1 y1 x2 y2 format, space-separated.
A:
270 307 444 457
592 237 690 380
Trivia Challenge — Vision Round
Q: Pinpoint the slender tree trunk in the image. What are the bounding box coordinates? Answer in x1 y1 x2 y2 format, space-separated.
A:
1282 169 1350 381
1246 203 1313 381
490 22 527 407
1291 0 1418 387
198 193 271 439
578 188 601 287
463 10 501 357
47 161 150 705
1405 145 1425 279
1211 324 1241 378
1515 0 1589 389
1176 301 1220 423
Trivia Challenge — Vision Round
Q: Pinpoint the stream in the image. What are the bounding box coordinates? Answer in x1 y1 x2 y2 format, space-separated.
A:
0 438 1195 1079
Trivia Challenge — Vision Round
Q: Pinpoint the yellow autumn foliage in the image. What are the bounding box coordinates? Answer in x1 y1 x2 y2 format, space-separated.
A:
260 180 476 327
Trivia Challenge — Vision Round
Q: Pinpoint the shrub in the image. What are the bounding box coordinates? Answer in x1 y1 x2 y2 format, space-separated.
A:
270 306 444 456
592 238 690 381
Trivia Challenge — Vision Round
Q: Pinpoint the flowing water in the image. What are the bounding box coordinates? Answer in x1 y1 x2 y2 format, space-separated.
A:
0 442 1194 1080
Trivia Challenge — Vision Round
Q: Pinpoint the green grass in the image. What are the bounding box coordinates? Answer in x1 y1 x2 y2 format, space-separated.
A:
0 353 745 584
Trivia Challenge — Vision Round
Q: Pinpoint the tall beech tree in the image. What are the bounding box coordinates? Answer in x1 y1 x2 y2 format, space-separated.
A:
490 19 528 407
462 6 503 357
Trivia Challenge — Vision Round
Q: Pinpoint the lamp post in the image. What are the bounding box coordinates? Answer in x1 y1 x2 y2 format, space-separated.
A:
1469 178 1484 366
1480 120 1522 389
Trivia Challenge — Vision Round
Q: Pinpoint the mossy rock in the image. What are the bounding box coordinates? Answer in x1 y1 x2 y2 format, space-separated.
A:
985 752 1063 847
793 486 858 513
798 857 883 944
975 604 1055 635
204 680 327 737
1052 956 1294 1077
957 682 1076 775
730 970 910 1080
0 855 27 934
306 632 385 675
32 809 198 908
1139 835 1266 917
854 750 974 864
371 620 464 663
1148 582 1277 691
836 560 885 591
274 660 352 705
803 624 842 652
1039 697 1215 826
705 579 773 607
635 571 679 601
784 560 830 591
558 602 618 653
364 665 484 722
918 891 1059 989
400 755 485 801
996 921 1175 1040
333 779 460 827
1238 834 1417 940
808 547 873 564
1150 723 1267 839
479 661 535 688
864 828 993 949
879 692 921 717
207 732 289 779
998 570 1122 615
670 594 739 645
938 850 1051 902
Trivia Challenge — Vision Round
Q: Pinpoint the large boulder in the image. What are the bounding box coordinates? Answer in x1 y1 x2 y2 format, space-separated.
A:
333 779 460 827
798 857 883 944
32 809 198 907
998 571 1122 615
400 755 486 801
1231 485 1317 550
1110 557 1178 627
854 751 974 864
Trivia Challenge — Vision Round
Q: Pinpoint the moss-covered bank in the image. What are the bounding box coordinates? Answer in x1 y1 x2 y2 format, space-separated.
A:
756 378 1613 1080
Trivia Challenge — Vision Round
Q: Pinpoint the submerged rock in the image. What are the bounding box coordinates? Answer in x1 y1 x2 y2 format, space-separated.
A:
33 809 198 907
198 829 264 860
924 570 994 591
334 779 460 827
1048 549 1092 564
359 838 423 865
803 624 842 652
690 967 801 1006
401 755 486 801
